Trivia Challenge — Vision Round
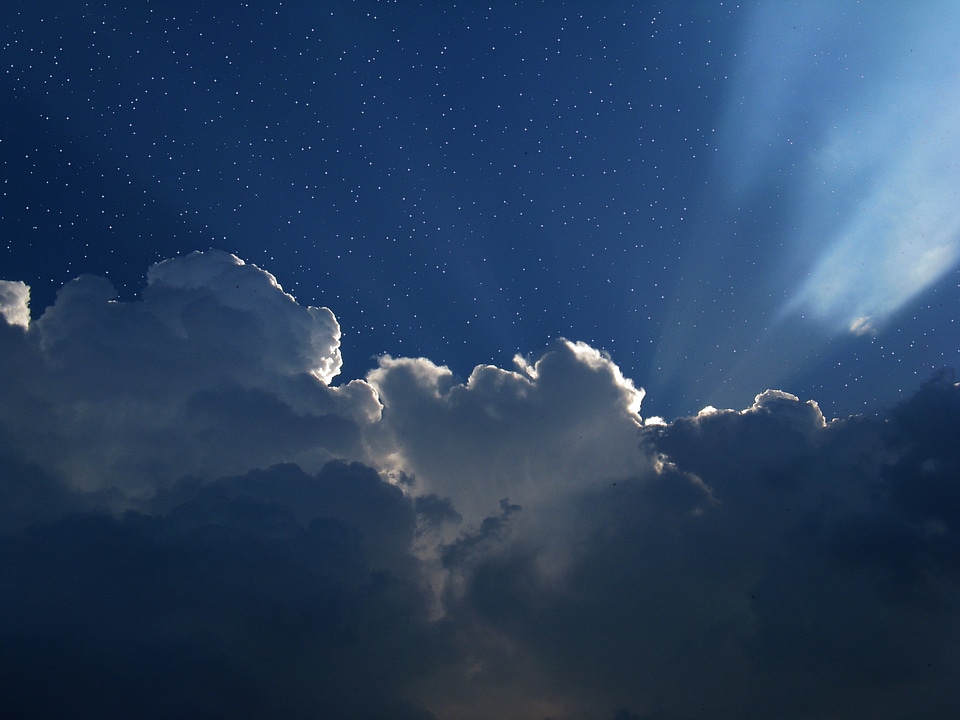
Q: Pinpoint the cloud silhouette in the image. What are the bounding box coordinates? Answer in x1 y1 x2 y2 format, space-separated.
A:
2 254 959 719
0 461 438 720
414 380 960 719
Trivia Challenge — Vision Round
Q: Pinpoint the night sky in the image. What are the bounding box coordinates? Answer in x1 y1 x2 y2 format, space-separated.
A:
3 2 960 719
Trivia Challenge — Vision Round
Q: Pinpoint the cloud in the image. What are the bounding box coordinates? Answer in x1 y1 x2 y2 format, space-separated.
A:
0 250 380 501
420 380 960 719
366 340 648 525
2 254 960 719
0 461 439 720
146 250 345 385
849 315 874 336
0 280 30 329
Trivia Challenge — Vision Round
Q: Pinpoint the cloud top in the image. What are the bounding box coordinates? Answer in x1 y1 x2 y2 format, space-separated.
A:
147 250 345 384
0 250 380 498
367 339 648 524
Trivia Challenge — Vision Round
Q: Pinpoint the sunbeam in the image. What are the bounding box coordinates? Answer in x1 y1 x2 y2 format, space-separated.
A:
647 1 960 417
781 5 960 335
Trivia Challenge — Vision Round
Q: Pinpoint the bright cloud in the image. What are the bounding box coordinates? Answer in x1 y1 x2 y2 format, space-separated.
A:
0 250 380 498
367 339 648 525
0 280 30 329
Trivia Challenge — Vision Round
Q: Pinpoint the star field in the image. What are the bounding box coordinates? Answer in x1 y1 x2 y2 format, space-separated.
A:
3 0 959 419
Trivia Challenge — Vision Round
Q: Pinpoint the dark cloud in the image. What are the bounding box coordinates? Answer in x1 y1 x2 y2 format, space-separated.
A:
2 256 960 719
414 493 463 531
421 383 960 719
0 461 438 720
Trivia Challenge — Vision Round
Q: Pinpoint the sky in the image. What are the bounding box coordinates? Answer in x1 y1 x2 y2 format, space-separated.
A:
2 2 960 719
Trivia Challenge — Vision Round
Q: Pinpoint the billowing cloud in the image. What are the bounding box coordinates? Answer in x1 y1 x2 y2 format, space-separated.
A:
415 381 960 720
0 250 380 503
366 340 648 525
2 255 960 719
0 280 30 329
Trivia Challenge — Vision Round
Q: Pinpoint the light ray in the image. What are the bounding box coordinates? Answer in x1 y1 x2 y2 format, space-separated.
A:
646 1 960 418
782 29 960 333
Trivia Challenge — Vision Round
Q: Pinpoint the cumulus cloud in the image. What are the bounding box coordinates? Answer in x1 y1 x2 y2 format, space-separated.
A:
2 254 960 720
0 250 380 502
146 250 345 385
366 340 648 525
414 380 960 720
0 279 30 329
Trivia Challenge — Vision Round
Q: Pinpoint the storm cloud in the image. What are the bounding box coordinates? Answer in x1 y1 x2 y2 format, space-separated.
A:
2 253 959 719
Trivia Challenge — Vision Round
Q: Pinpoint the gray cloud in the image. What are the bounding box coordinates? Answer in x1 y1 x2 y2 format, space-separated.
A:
2 255 959 719
0 250 379 504
0 461 438 720
398 381 958 720
366 341 648 526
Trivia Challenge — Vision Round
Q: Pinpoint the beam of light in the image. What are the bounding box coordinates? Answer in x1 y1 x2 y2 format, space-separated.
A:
778 2 960 335
644 2 960 419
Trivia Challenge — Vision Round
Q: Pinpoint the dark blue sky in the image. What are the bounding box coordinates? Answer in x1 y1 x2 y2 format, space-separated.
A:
6 0 958 419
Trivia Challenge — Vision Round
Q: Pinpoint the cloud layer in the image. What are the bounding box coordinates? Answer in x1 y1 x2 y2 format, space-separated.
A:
2 252 959 719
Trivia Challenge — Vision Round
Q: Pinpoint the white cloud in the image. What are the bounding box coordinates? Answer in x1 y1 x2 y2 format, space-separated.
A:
147 250 346 384
849 315 874 336
0 251 380 498
366 339 649 525
0 280 30 329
